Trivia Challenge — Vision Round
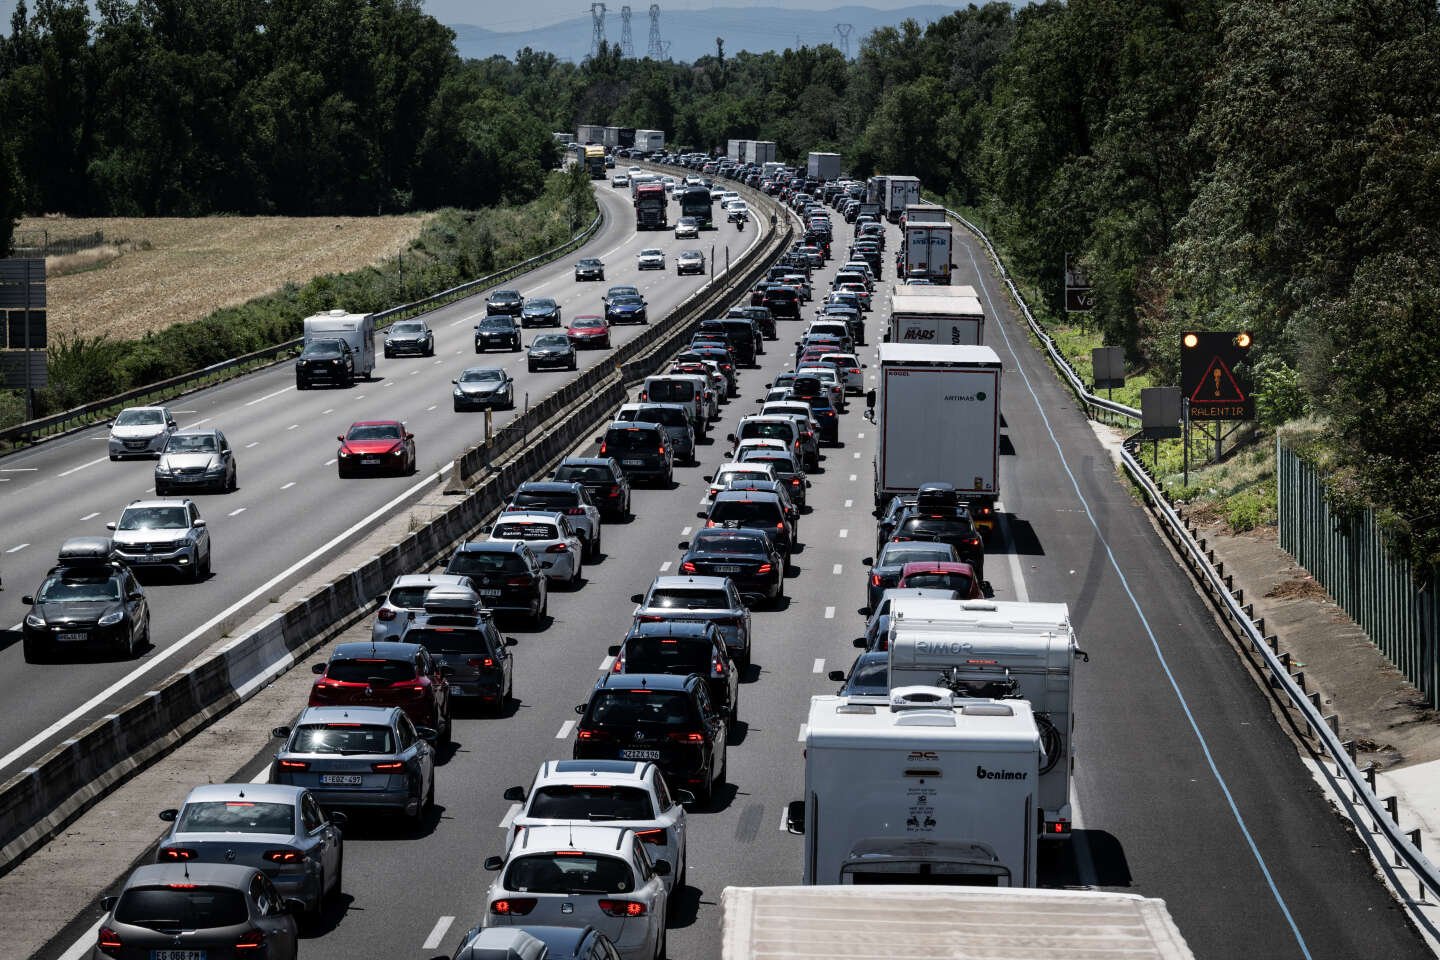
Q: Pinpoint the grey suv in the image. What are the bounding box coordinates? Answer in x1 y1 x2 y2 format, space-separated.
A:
154 428 236 494
107 498 212 581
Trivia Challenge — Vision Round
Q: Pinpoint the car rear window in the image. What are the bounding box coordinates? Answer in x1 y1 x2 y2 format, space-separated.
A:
176 800 294 834
903 571 974 594
493 522 560 542
626 408 688 428
709 500 781 528
115 887 249 929
738 453 796 475
765 289 798 302
624 636 714 674
291 724 396 755
448 550 528 576
741 422 793 442
645 380 695 403
693 532 769 554
647 588 730 610
504 853 635 894
606 428 662 452
555 465 614 484
587 689 700 728
529 785 655 821
406 628 493 657
325 658 416 684
897 517 972 539
880 543 954 566
514 490 578 510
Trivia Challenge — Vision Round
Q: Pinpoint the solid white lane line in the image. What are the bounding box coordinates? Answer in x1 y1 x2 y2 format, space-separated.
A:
778 808 790 832
844 499 853 509
838 529 848 538
600 656 615 672
555 720 575 739
996 504 1030 604
80 512 100 521
423 916 456 951
228 507 247 517
325 458 338 466
245 441 259 449
0 467 37 471
354 394 366 400
812 658 825 673
384 381 394 388
244 386 293 407
498 804 522 829
824 606 835 619
189 417 214 427
57 456 107 478
251 765 270 784
797 723 808 743
5 543 28 553
56 920 103 960
832 564 842 575
281 481 296 490
659 561 672 572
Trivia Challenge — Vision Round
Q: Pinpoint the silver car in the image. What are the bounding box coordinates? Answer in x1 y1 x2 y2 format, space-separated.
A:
156 782 344 913
371 572 476 642
675 249 705 275
106 498 212 581
108 405 177 460
615 402 696 466
154 428 236 494
453 366 516 411
629 575 752 669
636 248 666 270
489 512 583 588
674 217 699 239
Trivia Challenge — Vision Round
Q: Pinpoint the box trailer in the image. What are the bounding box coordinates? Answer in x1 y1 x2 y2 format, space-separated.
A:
792 687 1041 886
762 161 785 179
865 175 888 205
807 152 842 182
302 310 375 379
721 886 1196 960
883 175 921 221
888 597 1079 838
634 129 665 153
615 127 635 149
886 292 984 345
903 218 954 284
576 123 606 144
552 132 575 145
746 140 776 165
727 139 744 160
870 343 1001 519
902 203 946 225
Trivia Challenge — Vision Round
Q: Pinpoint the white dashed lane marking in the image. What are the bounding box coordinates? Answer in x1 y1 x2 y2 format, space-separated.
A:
659 561 672 572
427 405 438 412
244 386 293 407
555 720 575 739
245 442 259 449
58 457 107 478
797 723 808 742
281 482 296 490
325 458 338 466
838 529 848 538
5 543 28 553
322 409 334 415
812 658 825 673
228 507 246 517
844 499 853 509
422 917 456 951
600 656 615 672
824 606 835 619
80 512 100 521
498 804 521 829
832 564 842 575
287 424 298 431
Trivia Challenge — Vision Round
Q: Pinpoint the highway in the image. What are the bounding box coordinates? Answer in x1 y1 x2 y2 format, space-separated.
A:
48 206 1420 960
0 179 760 780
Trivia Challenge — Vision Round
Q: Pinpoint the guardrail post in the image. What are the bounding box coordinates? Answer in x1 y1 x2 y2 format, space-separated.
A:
1385 795 1399 826
1292 669 1306 691
1266 634 1279 651
1365 761 1377 792
1323 712 1338 735
1255 617 1265 637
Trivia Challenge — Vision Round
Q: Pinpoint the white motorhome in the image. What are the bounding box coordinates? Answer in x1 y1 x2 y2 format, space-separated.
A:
302 310 375 378
887 597 1079 838
792 686 1041 887
886 292 985 345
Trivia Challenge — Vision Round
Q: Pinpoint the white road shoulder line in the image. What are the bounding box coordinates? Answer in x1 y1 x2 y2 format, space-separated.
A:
824 606 835 619
56 919 103 960
659 561 671 572
832 564 842 575
281 481 295 490
555 720 575 739
797 723 808 743
5 543 29 553
228 507 246 517
423 916 456 950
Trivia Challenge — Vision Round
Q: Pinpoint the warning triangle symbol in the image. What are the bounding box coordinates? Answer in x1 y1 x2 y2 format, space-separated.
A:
1191 356 1246 402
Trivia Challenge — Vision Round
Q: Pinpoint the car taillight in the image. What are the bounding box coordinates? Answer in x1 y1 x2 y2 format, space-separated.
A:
658 445 665 454
377 607 396 621
98 927 123 951
507 575 532 586
546 543 570 553
870 574 882 587
612 655 624 673
236 929 265 952
372 761 405 772
705 520 716 528
667 731 706 743
599 899 648 917
566 507 585 515
278 759 309 771
634 828 666 846
159 847 196 861
681 561 697 573
393 681 428 700
637 614 664 622
263 849 306 863
491 898 537 916
714 659 726 675
790 477 800 486
607 486 621 497
598 442 608 454
757 563 772 574
468 656 495 668
576 728 612 741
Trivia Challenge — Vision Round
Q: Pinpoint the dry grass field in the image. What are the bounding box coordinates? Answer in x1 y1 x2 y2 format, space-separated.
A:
18 215 426 341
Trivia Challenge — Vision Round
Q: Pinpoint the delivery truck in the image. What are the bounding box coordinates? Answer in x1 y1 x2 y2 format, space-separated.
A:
720 886 1196 960
302 310 375 379
576 123 606 144
727 139 744 161
807 151 842 182
634 129 665 153
887 597 1080 839
745 140 776 165
883 175 921 221
902 214 954 284
886 291 984 345
901 202 945 227
866 175 888 205
790 686 1042 886
633 181 668 230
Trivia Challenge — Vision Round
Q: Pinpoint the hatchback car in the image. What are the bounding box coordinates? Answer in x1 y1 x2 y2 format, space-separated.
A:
674 217 699 239
445 540 549 626
383 319 434 358
597 421 673 487
734 448 807 508
452 926 625 960
699 490 794 567
154 428 236 494
675 250 705 275
568 315 613 349
702 462 775 503
574 258 605 281
761 285 800 320
629 575 752 669
372 572 476 642
106 498 212 581
636 248 665 270
294 337 356 389
675 528 784 607
108 405 178 460
95 863 299 960
486 289 525 316
896 560 984 598
611 619 739 720
528 333 578 372
489 512 584 589
337 420 415 477
507 481 603 558
552 457 632 521
271 704 436 819
522 297 563 328
308 640 452 741
156 783 343 914
862 540 961 610
20 538 149 662
604 294 648 326
889 504 986 577
454 366 516 411
403 611 517 713
474 313 523 352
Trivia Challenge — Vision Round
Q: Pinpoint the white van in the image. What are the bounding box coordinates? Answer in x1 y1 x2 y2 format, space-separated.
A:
303 310 376 378
638 375 708 438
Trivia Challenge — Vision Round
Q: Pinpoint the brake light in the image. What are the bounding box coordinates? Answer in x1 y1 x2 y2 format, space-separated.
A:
607 487 621 497
236 930 265 952
714 659 726 675
757 563 773 574
98 927 122 950
507 575 532 586
546 543 570 553
159 847 196 861
658 445 665 454
637 614 663 622
566 507 585 515
612 656 624 672
278 759 309 771
598 442 607 454
263 849 306 863
680 561 697 573
491 898 538 916
576 728 612 741
392 680 428 700
776 522 785 530
468 657 495 668
870 574 882 587
599 899 648 917
790 477 800 486
706 520 716 528
667 731 706 743
377 607 396 621
634 828 666 846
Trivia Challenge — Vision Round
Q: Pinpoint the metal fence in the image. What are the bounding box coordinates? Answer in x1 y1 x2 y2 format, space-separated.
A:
1277 443 1440 708
11 230 108 258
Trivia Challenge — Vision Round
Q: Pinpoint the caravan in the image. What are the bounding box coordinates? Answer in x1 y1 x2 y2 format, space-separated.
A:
302 310 375 379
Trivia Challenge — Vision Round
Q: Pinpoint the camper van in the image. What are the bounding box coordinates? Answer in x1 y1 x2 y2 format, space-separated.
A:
302 310 376 379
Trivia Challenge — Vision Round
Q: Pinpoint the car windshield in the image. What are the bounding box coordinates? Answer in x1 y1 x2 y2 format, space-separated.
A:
578 259 601 267
625 635 714 673
880 543 954 566
38 576 120 602
165 434 217 453
493 521 560 541
301 340 343 358
478 316 513 328
504 853 635 895
325 658 416 684
647 588 730 610
176 800 294 834
525 299 556 311
114 887 249 930
679 253 701 262
678 218 696 226
609 287 639 298
114 409 164 426
461 369 505 383
640 249 663 257
533 335 569 348
708 499 781 527
386 585 439 609
738 453 795 475
611 296 642 306
392 322 425 334
406 628 492 656
903 571 974 593
528 785 654 821
693 532 769 554
586 689 699 728
347 424 403 441
898 517 972 539
847 656 890 695
291 723 396 754
448 549 527 576
555 465 614 484
117 506 189 530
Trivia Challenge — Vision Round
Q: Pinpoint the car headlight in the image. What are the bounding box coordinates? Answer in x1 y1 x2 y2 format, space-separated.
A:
338 449 352 458
204 462 225 475
155 464 173 475
24 612 45 628
98 610 124 626
454 387 464 397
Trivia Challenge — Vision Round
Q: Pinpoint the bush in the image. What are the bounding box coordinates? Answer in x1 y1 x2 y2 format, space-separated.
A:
1253 354 1306 428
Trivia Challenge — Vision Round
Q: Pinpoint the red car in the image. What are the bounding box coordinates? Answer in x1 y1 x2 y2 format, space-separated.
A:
895 561 984 598
566 315 612 349
308 640 453 741
337 420 415 477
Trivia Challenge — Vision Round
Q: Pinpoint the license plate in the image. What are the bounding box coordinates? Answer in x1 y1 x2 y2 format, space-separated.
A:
151 951 205 960
57 632 87 642
713 565 743 574
621 749 661 760
320 774 363 786
477 589 502 597
623 459 646 466
130 555 162 563
362 458 381 465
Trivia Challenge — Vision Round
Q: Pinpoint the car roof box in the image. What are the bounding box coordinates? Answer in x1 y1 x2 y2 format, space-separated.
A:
57 536 117 566
421 585 487 615
915 482 960 509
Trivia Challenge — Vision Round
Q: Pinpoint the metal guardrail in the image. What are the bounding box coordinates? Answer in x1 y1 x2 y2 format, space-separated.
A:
947 204 1440 909
0 208 605 449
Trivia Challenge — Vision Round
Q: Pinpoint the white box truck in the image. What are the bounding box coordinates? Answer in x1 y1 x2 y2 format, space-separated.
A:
883 175 921 221
762 160 785 179
792 687 1042 886
807 152 842 182
721 886 1197 960
746 140 776 165
903 217 954 284
302 310 375 379
887 597 1080 838
886 292 984 345
727 138 744 160
576 123 606 144
902 202 945 226
634 129 665 153
869 343 1001 520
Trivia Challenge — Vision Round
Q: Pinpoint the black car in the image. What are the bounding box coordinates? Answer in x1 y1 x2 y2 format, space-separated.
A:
791 385 840 443
527 333 577 372
734 448 808 508
696 319 756 367
889 507 986 579
486 289 524 316
473 314 522 352
691 346 738 395
382 320 434 358
521 297 562 328
452 367 515 411
761 285 801 320
726 305 776 341
403 619 516 713
609 620 741 720
295 338 355 389
604 294 648 325
573 673 728 803
21 538 150 662
861 540 960 610
676 527 784 605
829 651 890 697
822 304 865 346
597 421 673 487
552 457 632 520
699 490 794 563
444 541 548 626
574 258 605 281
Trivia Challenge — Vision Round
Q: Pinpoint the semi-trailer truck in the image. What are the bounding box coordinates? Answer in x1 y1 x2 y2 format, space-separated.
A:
886 291 984 345
583 144 606 179
883 175 921 221
633 181 667 230
807 151 842 182
745 141 777 165
902 208 954 283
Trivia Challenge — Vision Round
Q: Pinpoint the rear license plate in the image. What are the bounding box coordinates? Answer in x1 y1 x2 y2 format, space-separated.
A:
713 565 742 573
621 749 661 760
57 632 87 642
362 458 381 465
477 589 502 597
320 774 363 786
623 459 646 466
151 951 205 960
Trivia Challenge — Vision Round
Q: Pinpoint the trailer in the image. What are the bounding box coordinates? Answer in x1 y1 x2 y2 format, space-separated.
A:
807 152 842 182
883 175 921 221
302 311 375 379
727 139 744 161
886 292 983 345
576 123 606 144
634 129 666 153
903 218 954 284
745 141 777 165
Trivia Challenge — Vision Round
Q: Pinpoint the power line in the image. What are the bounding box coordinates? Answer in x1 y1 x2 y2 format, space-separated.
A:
647 4 664 60
620 5 634 57
834 22 853 59
590 2 607 59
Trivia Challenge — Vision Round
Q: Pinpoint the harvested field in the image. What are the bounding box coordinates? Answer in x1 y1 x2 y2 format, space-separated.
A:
18 215 426 342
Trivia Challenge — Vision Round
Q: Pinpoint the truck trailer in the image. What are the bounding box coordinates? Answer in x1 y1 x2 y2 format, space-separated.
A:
576 123 606 144
634 129 665 153
886 291 984 345
807 152 842 182
883 175 921 221
727 139 745 161
902 214 954 284
745 140 777 165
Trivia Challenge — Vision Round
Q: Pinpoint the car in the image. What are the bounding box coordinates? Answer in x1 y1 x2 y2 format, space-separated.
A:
445 539 549 626
308 640 452 741
20 537 150 662
896 560 985 598
337 420 415 477
614 402 696 467
574 258 605 281
603 284 641 303
720 478 799 532
836 281 871 310
702 462 775 503
401 594 517 712
486 289 525 316
729 415 804 465
612 173 630 187
295 337 356 389
453 366 516 411
795 365 847 412
552 457 632 521
628 574 752 669
154 428 236 494
522 297 563 328
482 825 670 960
820 352 865 395
107 405 178 460
452 926 625 960
857 587 961 651
725 200 749 222
689 346 738 395
861 540 961 610
636 248 665 270
604 294 648 325
789 388 839 444
383 319 434 358
761 285 801 320
489 511 584 588
734 446 807 508
271 704 437 820
95 863 300 960
675 527 784 608
474 313 523 352
726 305 776 340
503 759 691 893
372 572 476 641
597 420 674 487
674 216 699 239
675 249 705 275
155 783 344 914
106 498 212 581
568 315 613 349
828 650 890 697
506 481 604 558
888 503 986 577
611 620 739 724
529 333 578 372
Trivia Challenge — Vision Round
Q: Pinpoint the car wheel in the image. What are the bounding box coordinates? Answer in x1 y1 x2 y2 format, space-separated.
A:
201 549 212 579
730 685 739 723
512 340 521 352
531 594 547 628
655 925 667 960
440 710 452 746
21 636 46 664
383 348 393 359
568 358 577 371
527 362 536 373
568 562 582 591
227 467 238 492
453 401 463 412
189 553 203 583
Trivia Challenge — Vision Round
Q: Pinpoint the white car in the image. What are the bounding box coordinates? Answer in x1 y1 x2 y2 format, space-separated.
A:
730 437 790 462
106 497 212 581
372 573 476 641
487 511 583 588
796 365 848 411
108 405 178 460
612 174 630 188
482 825 670 960
673 217 699 239
779 273 812 301
503 760 690 893
821 352 866 395
636 248 665 270
703 462 777 503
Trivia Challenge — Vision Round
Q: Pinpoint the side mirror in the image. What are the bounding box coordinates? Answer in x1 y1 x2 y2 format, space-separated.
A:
416 726 438 742
828 669 846 682
505 636 518 646
159 808 179 822
311 663 327 675
328 811 348 826
101 896 117 912
484 855 505 871
451 379 459 384
653 859 672 877
702 475 713 482
630 593 645 604
405 433 414 440
786 799 806 835
594 436 603 444
374 594 388 605
20 595 34 605
337 435 345 443
853 636 867 648
105 521 117 531
861 363 868 369
503 785 526 802
861 557 873 566
674 788 697 805
192 519 206 528
282 897 307 915
272 726 291 739
607 645 621 656
859 605 873 617
726 433 737 444
575 703 587 715
696 511 707 519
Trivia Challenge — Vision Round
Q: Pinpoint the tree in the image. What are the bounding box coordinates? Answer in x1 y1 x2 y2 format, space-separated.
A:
0 133 22 256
